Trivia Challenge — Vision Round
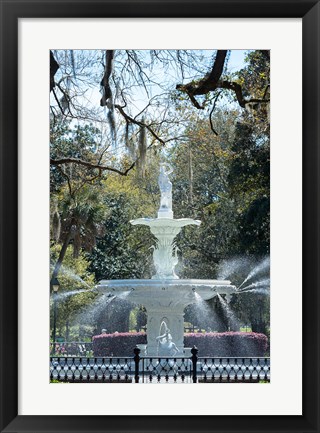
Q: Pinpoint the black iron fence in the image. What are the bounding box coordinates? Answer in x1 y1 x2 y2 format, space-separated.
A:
196 356 270 383
50 356 133 382
50 347 270 383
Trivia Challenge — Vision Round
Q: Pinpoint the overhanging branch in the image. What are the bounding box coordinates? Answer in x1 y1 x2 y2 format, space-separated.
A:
176 50 269 110
50 158 135 176
115 104 166 145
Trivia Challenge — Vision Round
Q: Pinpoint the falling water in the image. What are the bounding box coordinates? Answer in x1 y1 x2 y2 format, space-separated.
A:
238 257 270 290
194 292 213 320
193 292 224 331
217 293 240 330
75 293 115 325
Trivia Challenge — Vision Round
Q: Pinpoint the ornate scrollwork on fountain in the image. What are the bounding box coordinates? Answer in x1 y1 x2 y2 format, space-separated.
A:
151 243 179 279
149 225 182 278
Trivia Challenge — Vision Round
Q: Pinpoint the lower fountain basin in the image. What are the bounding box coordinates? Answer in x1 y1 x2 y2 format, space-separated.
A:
95 279 237 356
95 278 236 307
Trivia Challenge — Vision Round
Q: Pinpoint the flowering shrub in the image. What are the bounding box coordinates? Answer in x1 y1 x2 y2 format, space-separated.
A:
93 332 147 357
184 332 268 357
93 331 268 357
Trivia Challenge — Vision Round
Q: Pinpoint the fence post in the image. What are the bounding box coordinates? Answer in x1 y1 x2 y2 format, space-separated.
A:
133 347 141 383
191 346 198 383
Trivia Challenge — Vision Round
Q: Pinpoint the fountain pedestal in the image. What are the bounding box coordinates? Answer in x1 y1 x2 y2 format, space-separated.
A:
131 217 200 279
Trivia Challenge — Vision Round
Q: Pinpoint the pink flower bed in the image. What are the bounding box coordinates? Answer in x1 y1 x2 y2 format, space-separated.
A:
93 331 268 357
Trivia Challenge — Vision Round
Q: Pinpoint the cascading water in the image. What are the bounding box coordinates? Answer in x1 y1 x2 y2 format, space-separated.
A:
193 291 225 332
193 291 213 324
217 293 240 331
75 293 114 326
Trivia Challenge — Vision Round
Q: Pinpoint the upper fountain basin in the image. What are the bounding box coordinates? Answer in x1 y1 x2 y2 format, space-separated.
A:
130 218 201 228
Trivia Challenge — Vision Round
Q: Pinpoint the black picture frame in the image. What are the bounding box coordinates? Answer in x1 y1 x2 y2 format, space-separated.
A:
1 1 319 432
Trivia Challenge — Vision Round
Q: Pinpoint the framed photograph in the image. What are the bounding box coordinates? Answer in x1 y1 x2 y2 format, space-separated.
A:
0 1 319 432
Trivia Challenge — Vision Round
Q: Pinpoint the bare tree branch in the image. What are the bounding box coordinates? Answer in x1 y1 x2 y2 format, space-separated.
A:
50 157 135 176
209 91 223 136
114 104 166 145
100 50 114 107
56 164 73 196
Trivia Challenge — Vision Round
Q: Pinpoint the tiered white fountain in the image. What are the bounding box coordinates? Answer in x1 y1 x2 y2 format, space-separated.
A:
96 164 236 356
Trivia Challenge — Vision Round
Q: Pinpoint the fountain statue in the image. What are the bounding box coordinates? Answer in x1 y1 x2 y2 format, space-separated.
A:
158 163 173 218
156 321 180 356
95 164 236 356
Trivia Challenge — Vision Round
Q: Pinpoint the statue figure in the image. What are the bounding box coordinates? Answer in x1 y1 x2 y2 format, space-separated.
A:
158 163 173 212
156 327 180 356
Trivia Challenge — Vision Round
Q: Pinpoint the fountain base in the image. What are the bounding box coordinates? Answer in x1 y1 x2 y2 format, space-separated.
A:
95 278 236 356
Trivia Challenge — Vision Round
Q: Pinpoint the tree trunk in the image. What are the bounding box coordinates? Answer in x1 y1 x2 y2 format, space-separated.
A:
251 319 268 335
51 225 74 282
65 319 70 341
